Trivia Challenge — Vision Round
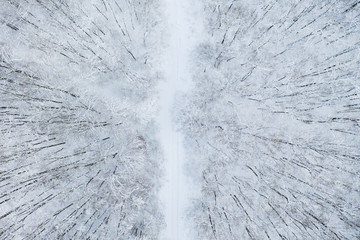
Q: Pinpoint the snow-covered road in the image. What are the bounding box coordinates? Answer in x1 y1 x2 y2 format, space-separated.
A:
158 0 205 239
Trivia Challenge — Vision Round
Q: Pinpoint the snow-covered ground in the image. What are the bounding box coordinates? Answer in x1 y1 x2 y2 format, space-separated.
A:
157 0 205 239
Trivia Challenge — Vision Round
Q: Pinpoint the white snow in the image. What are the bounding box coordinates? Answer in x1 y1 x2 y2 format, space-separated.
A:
157 0 205 239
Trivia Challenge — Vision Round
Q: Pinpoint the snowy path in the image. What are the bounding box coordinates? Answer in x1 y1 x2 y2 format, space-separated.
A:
158 0 205 239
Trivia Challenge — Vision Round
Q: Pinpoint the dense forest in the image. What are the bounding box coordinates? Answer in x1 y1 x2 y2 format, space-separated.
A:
178 0 360 239
1 0 359 239
0 0 163 239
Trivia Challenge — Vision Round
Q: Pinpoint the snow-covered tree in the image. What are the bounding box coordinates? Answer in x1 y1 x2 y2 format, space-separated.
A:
178 1 360 239
0 0 163 239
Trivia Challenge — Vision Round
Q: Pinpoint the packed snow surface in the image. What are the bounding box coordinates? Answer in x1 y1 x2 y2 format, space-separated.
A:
158 0 205 239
